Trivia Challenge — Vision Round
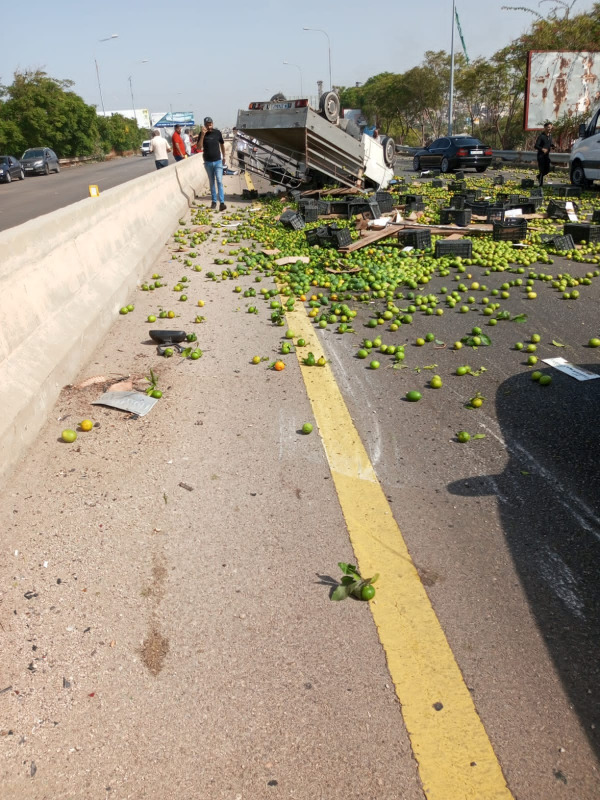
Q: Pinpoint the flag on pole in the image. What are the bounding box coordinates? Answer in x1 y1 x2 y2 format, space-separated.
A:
455 8 470 64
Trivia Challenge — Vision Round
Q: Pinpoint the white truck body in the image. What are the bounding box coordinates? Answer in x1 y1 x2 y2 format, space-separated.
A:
235 100 395 190
569 101 600 186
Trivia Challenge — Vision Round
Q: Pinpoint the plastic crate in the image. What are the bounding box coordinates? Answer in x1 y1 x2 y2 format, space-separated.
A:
305 228 322 246
298 198 317 209
300 205 319 222
439 208 472 226
406 201 426 213
530 187 544 197
279 209 297 222
450 194 466 209
547 199 578 220
465 201 490 215
404 194 423 204
332 228 353 249
563 223 600 243
554 185 582 198
398 228 432 250
375 191 393 203
290 190 302 202
521 178 535 188
465 189 483 200
317 200 331 215
454 171 465 180
434 239 473 258
280 212 305 230
545 234 576 251
328 201 350 216
493 175 505 185
486 207 506 223
452 180 466 192
593 209 600 224
375 193 394 213
431 178 444 188
492 219 528 242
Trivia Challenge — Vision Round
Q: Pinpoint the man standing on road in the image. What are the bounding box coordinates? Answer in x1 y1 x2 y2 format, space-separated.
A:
535 121 555 186
150 129 171 170
199 117 227 211
182 128 192 157
172 124 186 162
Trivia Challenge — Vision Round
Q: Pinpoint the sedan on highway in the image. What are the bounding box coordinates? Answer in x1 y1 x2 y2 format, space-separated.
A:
21 147 60 175
0 156 25 183
412 136 492 174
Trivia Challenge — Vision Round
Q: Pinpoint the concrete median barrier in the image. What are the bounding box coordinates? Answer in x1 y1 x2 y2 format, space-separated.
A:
0 156 209 481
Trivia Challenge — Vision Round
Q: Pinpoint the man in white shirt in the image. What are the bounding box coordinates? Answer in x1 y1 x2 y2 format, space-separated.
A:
150 130 171 169
182 129 192 157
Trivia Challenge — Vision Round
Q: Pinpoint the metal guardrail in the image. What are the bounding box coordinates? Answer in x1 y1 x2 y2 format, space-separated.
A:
395 145 570 166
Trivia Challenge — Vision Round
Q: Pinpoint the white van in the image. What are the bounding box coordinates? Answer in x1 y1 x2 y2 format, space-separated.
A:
569 103 600 187
141 140 152 157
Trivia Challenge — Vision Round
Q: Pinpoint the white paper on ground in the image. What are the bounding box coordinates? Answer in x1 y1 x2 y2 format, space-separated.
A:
505 208 523 217
542 357 600 381
92 391 159 416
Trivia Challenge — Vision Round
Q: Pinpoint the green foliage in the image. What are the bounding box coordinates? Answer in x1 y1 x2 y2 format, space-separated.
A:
0 69 145 158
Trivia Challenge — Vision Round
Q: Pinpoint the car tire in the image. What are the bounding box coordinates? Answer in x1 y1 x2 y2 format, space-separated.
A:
319 91 340 124
570 161 591 188
5 172 11 183
476 166 487 173
19 169 25 180
381 135 396 167
413 155 421 172
440 157 451 174
55 163 60 173
44 163 50 175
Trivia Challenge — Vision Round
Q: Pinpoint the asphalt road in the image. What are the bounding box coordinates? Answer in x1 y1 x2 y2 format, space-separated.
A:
1 163 599 798
0 154 163 232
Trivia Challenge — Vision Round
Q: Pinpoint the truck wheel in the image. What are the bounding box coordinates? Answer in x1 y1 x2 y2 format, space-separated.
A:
381 136 396 167
319 92 340 124
570 161 590 188
413 156 420 172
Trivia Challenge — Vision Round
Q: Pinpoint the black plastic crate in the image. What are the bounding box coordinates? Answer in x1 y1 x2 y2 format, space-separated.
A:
492 219 528 242
279 209 297 222
328 201 350 216
317 200 331 215
553 185 582 198
406 201 426 213
305 228 323 246
493 175 505 185
431 178 444 188
563 222 600 243
593 209 600 224
452 180 466 192
545 234 576 251
439 208 472 226
521 178 535 188
404 194 423 204
434 239 473 258
290 190 302 202
486 207 506 223
547 199 579 220
398 228 432 250
465 188 483 200
450 194 466 209
530 187 544 197
455 171 465 180
280 211 305 230
375 193 394 213
303 206 319 222
465 201 490 215
332 228 353 249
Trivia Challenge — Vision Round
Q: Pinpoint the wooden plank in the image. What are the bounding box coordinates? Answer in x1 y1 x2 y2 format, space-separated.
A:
338 226 401 252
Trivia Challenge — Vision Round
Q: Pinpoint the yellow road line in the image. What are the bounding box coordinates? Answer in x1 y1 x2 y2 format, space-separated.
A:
244 171 255 191
286 305 513 800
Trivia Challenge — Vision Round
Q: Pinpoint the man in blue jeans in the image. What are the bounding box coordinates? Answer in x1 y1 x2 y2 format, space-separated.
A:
199 117 227 211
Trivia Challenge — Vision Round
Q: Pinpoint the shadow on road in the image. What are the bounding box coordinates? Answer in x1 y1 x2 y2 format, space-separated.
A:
448 363 600 759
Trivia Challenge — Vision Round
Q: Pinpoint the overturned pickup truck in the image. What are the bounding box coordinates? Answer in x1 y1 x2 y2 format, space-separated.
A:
235 92 396 190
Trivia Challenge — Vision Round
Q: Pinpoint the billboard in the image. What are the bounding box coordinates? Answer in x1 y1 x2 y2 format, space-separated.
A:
525 51 600 130
153 111 195 128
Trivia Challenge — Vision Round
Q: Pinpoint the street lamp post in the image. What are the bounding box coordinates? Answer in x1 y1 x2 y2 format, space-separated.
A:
448 0 456 136
128 60 149 126
302 27 332 91
283 61 303 97
95 34 118 117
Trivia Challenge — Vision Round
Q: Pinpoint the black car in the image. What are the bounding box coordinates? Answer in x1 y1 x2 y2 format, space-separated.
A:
412 136 492 174
21 147 60 175
0 155 25 183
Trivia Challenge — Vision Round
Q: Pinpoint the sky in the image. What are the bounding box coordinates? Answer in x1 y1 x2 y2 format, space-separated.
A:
1 0 597 127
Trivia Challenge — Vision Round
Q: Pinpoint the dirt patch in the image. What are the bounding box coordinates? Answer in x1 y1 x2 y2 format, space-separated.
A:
141 626 170 676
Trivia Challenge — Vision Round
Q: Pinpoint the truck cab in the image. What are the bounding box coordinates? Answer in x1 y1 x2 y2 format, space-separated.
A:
570 102 600 187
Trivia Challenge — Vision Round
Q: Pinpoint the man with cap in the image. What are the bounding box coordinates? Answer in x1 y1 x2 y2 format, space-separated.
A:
199 117 227 211
172 124 186 162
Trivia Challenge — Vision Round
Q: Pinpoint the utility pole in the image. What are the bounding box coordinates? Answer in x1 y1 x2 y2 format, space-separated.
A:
448 0 456 136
